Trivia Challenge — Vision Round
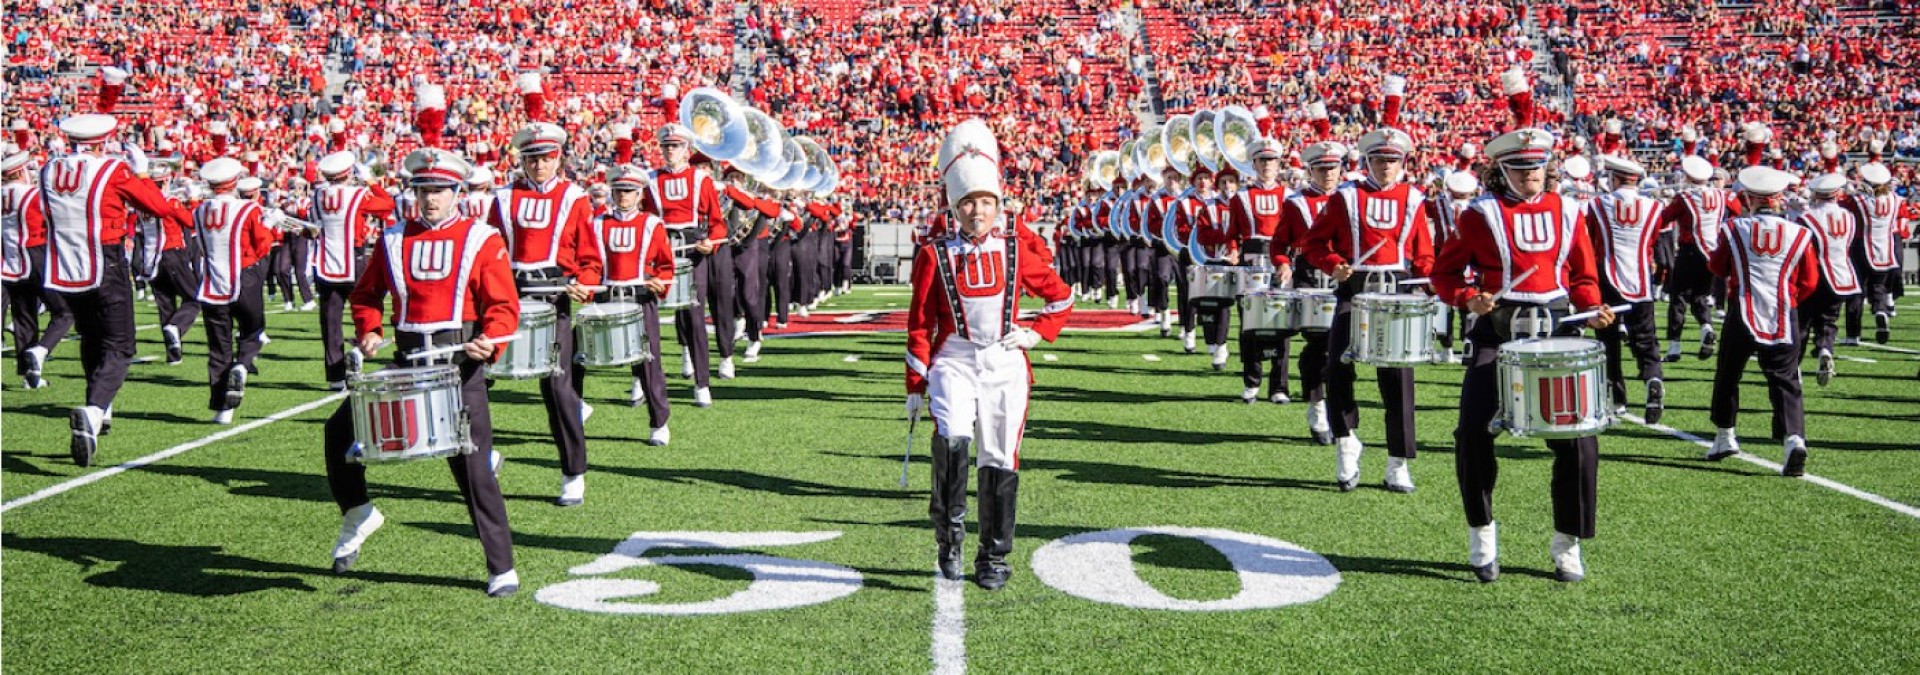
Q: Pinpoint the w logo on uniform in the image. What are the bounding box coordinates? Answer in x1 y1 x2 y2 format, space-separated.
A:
1254 194 1280 216
1537 373 1591 425
1363 198 1398 230
664 178 689 201
1513 213 1556 253
49 162 83 194
517 200 553 230
1752 222 1785 256
320 191 345 213
409 240 454 281
1817 214 1848 238
955 250 1005 298
368 400 420 453
607 226 637 252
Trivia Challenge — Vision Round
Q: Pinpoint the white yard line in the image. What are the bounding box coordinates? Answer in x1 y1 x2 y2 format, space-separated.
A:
1140 354 1161 362
931 576 967 675
1619 414 1920 520
1836 355 1877 364
1855 342 1920 356
1041 354 1058 362
843 355 861 363
1 392 347 514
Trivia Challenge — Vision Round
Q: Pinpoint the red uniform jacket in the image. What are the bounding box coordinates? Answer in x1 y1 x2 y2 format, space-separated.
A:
1708 213 1820 345
351 215 520 361
593 209 676 290
1433 191 1603 310
1303 181 1434 277
489 176 604 286
642 166 725 242
905 225 1074 395
1272 187 1332 268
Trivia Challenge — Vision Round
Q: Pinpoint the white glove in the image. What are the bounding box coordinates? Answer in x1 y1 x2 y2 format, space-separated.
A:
127 142 149 175
997 326 1041 351
354 162 372 182
906 393 923 419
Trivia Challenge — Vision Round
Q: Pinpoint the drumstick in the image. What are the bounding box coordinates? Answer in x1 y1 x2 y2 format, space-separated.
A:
518 284 608 295
1352 238 1391 269
407 333 523 362
1559 304 1634 324
1488 266 1538 301
1398 277 1430 286
899 412 917 488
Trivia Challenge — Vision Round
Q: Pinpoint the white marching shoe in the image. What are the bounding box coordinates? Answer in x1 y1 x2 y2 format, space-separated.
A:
1663 341 1682 362
1270 391 1290 405
718 356 736 379
1182 331 1196 354
1551 532 1584 582
331 504 386 573
1240 387 1258 404
1306 400 1334 445
1158 311 1172 337
1697 324 1716 360
1707 428 1739 461
694 387 713 408
629 378 646 406
24 345 47 387
556 474 585 507
489 450 504 476
284 300 296 311
648 425 671 447
734 318 748 342
1469 522 1499 582
486 569 520 598
1782 435 1808 477
1107 295 1121 309
743 340 763 363
1815 350 1835 387
70 405 104 467
1209 343 1228 370
301 299 317 311
1383 456 1414 493
212 409 234 425
797 305 810 318
580 403 595 424
681 351 695 379
1334 435 1363 491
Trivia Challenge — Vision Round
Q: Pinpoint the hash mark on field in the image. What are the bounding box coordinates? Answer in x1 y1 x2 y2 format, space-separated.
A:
2 392 348 514
1141 354 1161 362
843 355 861 362
1856 342 1920 356
1042 354 1058 362
1619 414 1920 520
1837 355 1877 364
932 576 966 674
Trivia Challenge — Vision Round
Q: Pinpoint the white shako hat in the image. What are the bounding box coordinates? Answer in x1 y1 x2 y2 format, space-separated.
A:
1736 165 1798 197
1250 138 1284 161
657 123 695 146
467 165 495 189
1679 155 1714 182
200 157 245 186
1443 170 1480 195
1599 154 1645 177
403 148 472 187
936 119 1002 209
1561 155 1592 180
1 149 30 174
317 151 356 179
609 164 649 189
511 122 567 156
237 177 264 194
1806 173 1847 195
1486 127 1556 170
1857 162 1892 186
59 114 117 144
1356 128 1412 160
1299 140 1347 168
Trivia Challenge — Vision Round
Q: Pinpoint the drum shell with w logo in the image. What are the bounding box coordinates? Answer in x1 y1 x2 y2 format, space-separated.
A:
1496 337 1613 439
348 365 473 463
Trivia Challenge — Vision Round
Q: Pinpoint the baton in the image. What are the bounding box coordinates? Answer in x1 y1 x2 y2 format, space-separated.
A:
407 333 522 362
899 412 917 488
1561 304 1634 325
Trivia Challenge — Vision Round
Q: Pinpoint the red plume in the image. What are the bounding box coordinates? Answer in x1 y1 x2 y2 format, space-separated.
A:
517 72 547 123
206 119 230 156
1499 68 1532 128
1741 123 1770 167
1306 101 1331 140
1380 75 1407 127
328 117 347 152
98 66 130 114
611 123 634 164
11 120 28 147
414 84 447 149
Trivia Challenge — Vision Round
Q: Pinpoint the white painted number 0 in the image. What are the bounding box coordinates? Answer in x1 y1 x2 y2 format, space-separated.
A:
1030 527 1341 611
535 531 864 615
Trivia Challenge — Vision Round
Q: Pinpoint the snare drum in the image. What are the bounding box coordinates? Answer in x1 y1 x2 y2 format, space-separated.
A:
1239 289 1299 334
348 365 472 463
1495 337 1612 439
660 261 696 309
576 301 650 366
490 300 558 379
1236 267 1274 296
1187 264 1241 306
1347 293 1440 367
1293 288 1338 333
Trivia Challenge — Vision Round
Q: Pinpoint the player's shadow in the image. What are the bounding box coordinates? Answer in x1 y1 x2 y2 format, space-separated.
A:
1023 420 1284 447
2 449 65 477
129 462 495 505
4 402 75 422
1 534 474 597
1021 457 1337 491
1318 553 1557 583
510 456 918 501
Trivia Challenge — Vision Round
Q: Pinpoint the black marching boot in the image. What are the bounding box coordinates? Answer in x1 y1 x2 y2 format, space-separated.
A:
973 467 1019 590
929 437 970 581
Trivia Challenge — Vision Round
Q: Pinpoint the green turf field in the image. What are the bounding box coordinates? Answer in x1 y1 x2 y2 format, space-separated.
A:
4 286 1918 673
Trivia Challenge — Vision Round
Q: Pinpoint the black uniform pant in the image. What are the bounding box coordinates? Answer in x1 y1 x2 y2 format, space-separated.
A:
1598 293 1662 406
1176 258 1197 333
1195 300 1231 346
201 266 267 410
1800 284 1855 358
676 253 722 388
324 348 513 576
769 237 794 324
55 250 137 409
5 246 75 375
813 236 833 300
1324 290 1417 458
318 280 357 383
1864 268 1900 317
1454 319 1599 538
1296 331 1330 404
834 238 854 290
790 235 817 306
1239 330 1291 395
535 297 591 477
266 239 314 304
571 298 671 428
1666 246 1717 341
733 238 769 342
1124 243 1149 301
1148 249 1175 312
702 247 737 358
1711 314 1805 439
150 247 200 338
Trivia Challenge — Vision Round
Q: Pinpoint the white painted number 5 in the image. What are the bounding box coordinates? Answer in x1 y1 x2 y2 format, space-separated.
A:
1031 527 1341 611
535 531 864 615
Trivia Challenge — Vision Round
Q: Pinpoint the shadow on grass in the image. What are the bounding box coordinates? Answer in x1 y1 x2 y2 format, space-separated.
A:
1 533 474 596
510 456 918 501
3 449 67 477
127 462 545 505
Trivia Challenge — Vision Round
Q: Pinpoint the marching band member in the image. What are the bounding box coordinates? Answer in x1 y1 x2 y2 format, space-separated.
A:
1798 173 1860 386
1139 169 1176 336
1433 125 1615 583
1276 139 1345 445
1230 140 1290 403
1704 166 1820 476
1586 155 1669 423
40 114 190 466
768 192 801 328
833 198 856 296
1659 155 1740 361
722 168 781 362
1426 170 1481 361
130 158 193 366
3 147 75 388
492 122 604 506
1190 163 1237 370
640 124 730 393
908 120 1074 590
579 165 676 445
201 170 276 423
263 179 315 313
1167 165 1214 355
1843 162 1903 345
310 151 396 390
325 148 520 597
1301 75 1433 493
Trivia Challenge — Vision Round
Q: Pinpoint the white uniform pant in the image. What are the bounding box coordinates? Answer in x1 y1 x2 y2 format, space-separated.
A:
929 339 1031 471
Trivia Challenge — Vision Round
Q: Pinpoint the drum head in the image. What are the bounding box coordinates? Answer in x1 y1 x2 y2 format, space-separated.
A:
580 302 641 318
1355 293 1429 305
1502 337 1602 354
522 300 556 316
